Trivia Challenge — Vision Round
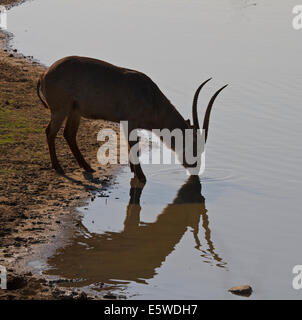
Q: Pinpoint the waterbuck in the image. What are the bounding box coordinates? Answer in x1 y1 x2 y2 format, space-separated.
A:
37 56 227 182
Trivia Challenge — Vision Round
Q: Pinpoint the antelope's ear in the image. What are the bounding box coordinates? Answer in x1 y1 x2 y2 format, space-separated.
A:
185 119 191 127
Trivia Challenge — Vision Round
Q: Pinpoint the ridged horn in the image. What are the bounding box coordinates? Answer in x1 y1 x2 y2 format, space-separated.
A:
203 84 228 143
192 78 212 129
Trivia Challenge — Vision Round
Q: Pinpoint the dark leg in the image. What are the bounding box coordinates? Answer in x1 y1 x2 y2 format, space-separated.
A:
128 139 146 183
46 112 66 174
63 111 94 172
128 144 135 173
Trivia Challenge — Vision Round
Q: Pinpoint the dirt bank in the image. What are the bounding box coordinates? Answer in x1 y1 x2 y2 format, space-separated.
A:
0 0 120 299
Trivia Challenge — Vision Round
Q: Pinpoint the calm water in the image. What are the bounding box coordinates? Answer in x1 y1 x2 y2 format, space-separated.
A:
8 0 302 299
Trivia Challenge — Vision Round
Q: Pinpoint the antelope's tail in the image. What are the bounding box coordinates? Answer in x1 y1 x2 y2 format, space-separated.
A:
37 75 48 109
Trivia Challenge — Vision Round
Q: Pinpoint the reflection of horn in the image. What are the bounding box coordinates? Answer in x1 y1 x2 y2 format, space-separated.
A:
177 175 226 268
193 226 201 250
201 208 225 267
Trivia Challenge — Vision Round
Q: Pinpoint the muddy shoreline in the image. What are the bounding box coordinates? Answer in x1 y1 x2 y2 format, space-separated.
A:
0 0 120 299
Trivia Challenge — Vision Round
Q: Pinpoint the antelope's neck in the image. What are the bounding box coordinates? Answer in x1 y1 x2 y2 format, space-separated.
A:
159 103 188 133
155 103 188 154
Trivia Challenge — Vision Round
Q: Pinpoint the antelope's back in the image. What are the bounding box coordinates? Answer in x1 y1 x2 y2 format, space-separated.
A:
42 56 170 123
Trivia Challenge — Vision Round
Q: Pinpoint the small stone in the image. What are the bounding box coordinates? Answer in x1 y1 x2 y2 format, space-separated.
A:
7 275 27 290
78 292 88 300
229 285 252 296
104 294 117 299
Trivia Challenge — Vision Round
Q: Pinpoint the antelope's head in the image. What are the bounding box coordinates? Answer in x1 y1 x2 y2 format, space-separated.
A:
182 78 228 175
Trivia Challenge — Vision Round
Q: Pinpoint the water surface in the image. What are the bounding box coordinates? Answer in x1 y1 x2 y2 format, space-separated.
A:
8 0 302 299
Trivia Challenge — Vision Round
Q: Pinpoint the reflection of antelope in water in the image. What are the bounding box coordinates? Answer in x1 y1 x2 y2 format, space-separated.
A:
48 176 226 285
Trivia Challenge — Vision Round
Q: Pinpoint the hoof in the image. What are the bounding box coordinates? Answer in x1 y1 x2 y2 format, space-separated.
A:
54 167 65 175
136 174 146 184
84 167 95 173
130 177 146 189
140 177 146 183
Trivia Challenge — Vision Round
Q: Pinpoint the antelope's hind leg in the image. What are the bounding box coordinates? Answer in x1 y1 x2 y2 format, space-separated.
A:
46 111 66 174
63 111 95 173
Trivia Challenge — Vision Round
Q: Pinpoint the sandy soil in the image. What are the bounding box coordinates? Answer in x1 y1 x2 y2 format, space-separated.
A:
0 0 120 299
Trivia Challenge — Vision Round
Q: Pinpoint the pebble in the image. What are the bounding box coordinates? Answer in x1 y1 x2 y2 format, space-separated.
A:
229 285 252 296
104 294 117 299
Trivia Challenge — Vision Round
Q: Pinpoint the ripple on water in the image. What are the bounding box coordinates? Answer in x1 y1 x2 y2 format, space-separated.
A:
148 166 238 184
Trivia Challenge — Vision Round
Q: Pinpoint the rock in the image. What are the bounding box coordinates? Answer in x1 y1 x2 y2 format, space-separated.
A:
51 287 64 298
229 285 252 297
7 275 27 290
78 292 88 300
104 294 117 299
14 237 26 242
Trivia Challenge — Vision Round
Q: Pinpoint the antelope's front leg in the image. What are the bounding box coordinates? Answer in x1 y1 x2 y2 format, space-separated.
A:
128 139 146 183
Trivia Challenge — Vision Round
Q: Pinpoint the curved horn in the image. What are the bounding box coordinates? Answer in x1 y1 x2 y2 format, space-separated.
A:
192 78 212 129
203 84 228 143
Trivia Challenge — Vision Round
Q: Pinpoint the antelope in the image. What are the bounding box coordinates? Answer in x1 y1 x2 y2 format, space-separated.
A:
37 56 227 182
